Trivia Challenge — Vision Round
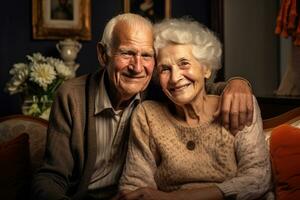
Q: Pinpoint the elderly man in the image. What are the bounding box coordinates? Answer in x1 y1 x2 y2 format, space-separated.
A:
31 13 253 200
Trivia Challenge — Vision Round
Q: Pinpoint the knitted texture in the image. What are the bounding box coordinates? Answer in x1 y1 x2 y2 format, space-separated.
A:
120 98 272 199
147 105 237 192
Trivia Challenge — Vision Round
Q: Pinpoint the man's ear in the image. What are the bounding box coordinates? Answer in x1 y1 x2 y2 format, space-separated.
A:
97 42 108 67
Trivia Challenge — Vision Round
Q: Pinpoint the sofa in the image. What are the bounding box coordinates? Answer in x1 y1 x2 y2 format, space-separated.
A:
263 107 300 200
0 107 300 200
0 115 48 200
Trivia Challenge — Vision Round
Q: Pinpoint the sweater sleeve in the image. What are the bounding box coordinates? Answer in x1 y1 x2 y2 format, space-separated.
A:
216 96 272 200
205 81 227 95
119 104 158 191
31 83 75 200
206 77 252 95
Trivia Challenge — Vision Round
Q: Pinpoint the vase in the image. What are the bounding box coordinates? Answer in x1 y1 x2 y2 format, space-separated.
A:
56 38 82 77
22 95 53 120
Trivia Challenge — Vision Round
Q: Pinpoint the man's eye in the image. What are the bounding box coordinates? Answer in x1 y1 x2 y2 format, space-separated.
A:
142 53 154 58
142 54 154 61
122 52 131 56
120 51 134 58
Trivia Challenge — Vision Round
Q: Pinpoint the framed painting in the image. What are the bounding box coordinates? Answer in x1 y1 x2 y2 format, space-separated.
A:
32 0 91 40
124 0 171 22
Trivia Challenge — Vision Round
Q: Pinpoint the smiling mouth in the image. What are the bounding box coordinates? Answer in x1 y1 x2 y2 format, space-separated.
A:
122 74 146 80
170 83 191 92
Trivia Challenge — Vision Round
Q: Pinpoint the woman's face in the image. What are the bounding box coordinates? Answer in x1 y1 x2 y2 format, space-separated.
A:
157 44 211 105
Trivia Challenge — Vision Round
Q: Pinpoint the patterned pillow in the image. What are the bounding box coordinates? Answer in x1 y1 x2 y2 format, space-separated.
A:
270 124 300 200
0 117 47 172
0 133 31 199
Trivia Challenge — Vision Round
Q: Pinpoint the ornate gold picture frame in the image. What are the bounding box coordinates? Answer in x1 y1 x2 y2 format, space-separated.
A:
32 0 91 40
124 0 171 22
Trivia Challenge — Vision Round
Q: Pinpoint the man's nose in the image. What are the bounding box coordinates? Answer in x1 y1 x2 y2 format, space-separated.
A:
129 55 143 73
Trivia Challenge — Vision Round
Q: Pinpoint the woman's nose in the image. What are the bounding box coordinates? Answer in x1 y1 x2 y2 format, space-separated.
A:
170 66 182 83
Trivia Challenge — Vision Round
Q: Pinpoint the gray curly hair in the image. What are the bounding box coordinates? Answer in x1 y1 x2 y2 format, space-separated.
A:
154 18 222 71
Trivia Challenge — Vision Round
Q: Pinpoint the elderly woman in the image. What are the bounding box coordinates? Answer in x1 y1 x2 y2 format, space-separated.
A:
116 18 272 200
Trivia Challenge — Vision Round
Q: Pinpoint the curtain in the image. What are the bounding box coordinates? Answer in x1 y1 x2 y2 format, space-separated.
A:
275 0 300 96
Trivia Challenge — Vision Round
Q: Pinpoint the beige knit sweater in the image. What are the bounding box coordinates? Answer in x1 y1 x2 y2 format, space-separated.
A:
119 98 272 199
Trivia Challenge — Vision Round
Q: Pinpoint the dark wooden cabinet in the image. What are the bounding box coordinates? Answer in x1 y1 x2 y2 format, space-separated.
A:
257 96 300 119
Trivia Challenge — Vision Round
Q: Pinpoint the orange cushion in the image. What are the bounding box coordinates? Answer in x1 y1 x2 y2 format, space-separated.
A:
0 133 31 200
270 124 300 200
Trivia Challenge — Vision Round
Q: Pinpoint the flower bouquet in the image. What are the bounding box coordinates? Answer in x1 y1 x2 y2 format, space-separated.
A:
5 53 72 120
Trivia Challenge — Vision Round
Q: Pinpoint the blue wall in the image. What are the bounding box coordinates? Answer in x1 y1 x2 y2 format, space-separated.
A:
0 0 212 117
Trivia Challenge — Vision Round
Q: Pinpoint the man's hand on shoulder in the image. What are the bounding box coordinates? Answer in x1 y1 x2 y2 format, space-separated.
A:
214 78 253 135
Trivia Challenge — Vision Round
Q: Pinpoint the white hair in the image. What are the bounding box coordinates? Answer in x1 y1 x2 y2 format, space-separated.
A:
100 13 153 55
154 18 222 70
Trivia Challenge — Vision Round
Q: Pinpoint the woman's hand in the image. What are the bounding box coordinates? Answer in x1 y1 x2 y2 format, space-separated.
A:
113 186 223 200
114 187 170 200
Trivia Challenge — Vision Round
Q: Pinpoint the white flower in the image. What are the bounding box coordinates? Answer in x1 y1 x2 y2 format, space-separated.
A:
9 63 28 75
5 81 26 94
55 63 72 78
47 57 72 78
5 63 29 94
30 63 57 90
46 57 61 66
26 103 41 116
27 53 46 63
5 52 71 119
39 107 51 120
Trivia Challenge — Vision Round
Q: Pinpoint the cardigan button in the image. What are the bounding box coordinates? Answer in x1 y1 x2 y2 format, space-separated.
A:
186 140 195 150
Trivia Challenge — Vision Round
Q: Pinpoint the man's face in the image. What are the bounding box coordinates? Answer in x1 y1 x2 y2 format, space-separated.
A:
106 22 155 100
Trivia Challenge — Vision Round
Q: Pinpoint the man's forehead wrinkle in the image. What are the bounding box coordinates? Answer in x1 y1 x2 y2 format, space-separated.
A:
114 20 153 36
112 22 153 53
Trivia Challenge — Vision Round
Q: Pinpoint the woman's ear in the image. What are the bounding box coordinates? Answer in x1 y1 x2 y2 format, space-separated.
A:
97 42 108 67
204 67 212 79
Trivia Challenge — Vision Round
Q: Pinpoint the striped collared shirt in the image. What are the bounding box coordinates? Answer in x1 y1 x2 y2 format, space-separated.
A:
88 71 141 191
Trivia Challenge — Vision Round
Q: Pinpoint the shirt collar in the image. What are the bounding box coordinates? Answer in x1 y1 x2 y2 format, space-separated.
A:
94 70 141 115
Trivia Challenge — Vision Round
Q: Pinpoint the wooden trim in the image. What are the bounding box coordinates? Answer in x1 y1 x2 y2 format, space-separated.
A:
123 0 171 20
0 115 48 127
210 0 224 82
263 107 300 130
32 0 91 40
165 0 171 19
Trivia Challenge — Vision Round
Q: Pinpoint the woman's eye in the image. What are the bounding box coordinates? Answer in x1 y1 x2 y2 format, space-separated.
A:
160 66 170 73
179 61 190 67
